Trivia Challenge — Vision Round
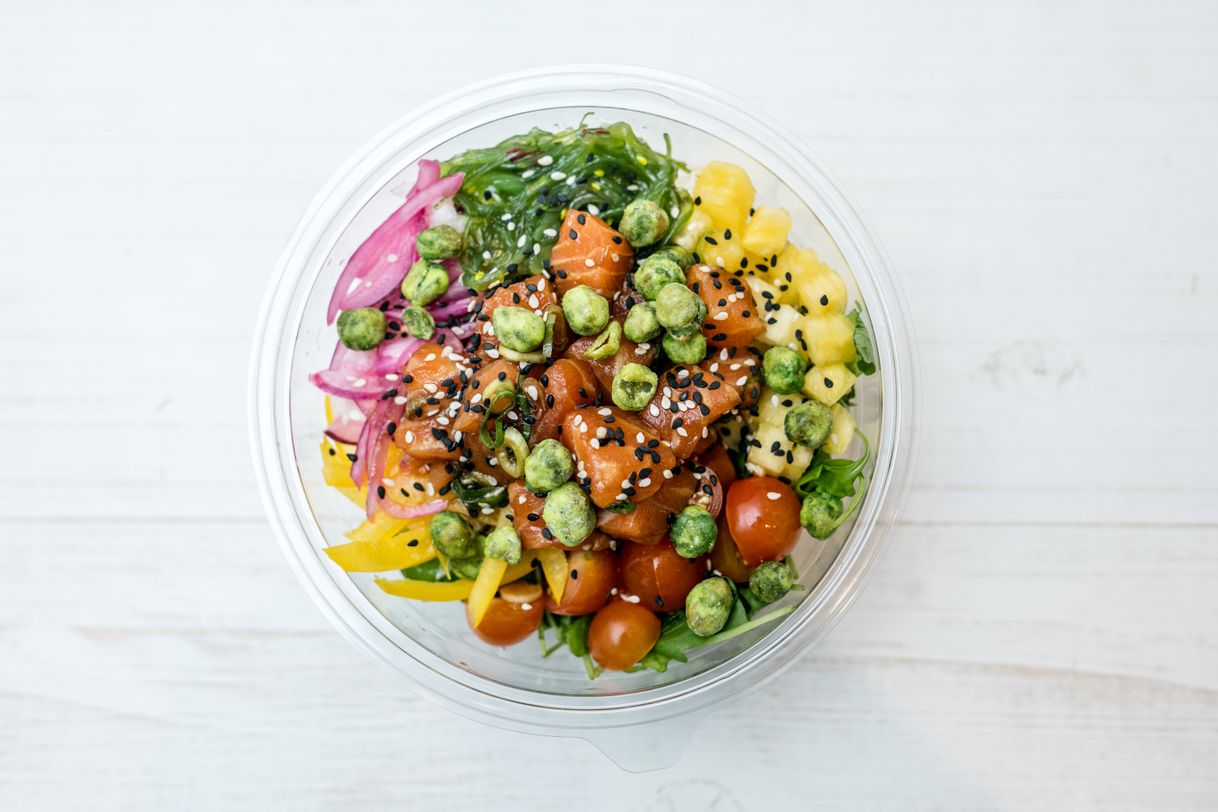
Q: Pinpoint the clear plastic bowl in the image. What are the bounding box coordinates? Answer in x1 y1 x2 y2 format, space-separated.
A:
249 66 917 771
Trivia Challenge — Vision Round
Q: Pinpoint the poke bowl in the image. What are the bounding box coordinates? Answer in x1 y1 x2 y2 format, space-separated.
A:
249 66 916 770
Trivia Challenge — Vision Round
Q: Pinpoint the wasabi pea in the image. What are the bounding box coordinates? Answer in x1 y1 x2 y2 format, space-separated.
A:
583 320 622 360
799 492 841 540
492 305 546 353
649 244 694 270
611 363 658 411
484 525 522 565
561 285 610 336
763 347 808 395
401 260 449 306
336 307 387 351
524 438 575 492
784 400 833 448
633 256 685 300
542 482 596 547
415 225 463 260
670 505 717 558
428 510 476 559
654 282 706 338
619 199 670 247
662 331 707 365
685 577 734 637
400 305 435 339
749 560 794 604
623 302 662 342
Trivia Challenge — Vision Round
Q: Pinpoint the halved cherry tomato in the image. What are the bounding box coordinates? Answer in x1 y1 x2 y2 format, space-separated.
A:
587 599 661 671
697 443 738 493
618 540 706 612
470 595 544 646
724 477 801 566
709 519 754 583
544 549 617 616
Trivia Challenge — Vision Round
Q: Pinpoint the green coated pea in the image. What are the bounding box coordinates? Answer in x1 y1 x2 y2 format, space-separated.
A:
611 363 658 411
800 492 842 540
484 525 522 565
401 260 450 306
685 577 734 637
654 283 706 338
561 285 610 336
784 400 833 448
415 225 463 260
492 305 546 353
749 560 795 604
619 199 670 247
763 347 808 395
670 505 717 558
542 482 596 547
633 257 685 300
662 331 707 364
583 320 622 360
400 305 435 339
336 307 387 351
428 510 476 558
649 244 694 270
524 438 575 492
623 302 662 343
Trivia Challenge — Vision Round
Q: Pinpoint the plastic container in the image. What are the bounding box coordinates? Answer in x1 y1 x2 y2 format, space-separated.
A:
249 66 917 771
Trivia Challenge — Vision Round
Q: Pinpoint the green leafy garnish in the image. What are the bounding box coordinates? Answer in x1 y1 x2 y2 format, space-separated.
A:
635 604 796 673
400 558 457 583
795 430 871 500
845 304 877 376
443 122 690 291
450 471 508 513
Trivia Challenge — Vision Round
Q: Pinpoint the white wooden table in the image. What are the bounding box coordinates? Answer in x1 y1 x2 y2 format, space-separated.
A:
4 1 1217 808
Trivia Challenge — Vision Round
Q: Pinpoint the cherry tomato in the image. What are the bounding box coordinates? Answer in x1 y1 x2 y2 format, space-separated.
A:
697 443 738 493
725 477 801 566
471 596 544 646
544 549 617 616
618 540 706 612
709 519 754 583
587 599 662 671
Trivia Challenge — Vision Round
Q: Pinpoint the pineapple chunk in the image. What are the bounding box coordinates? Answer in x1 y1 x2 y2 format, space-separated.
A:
746 421 792 477
757 387 807 427
742 205 791 258
794 267 847 316
822 405 857 456
781 444 815 483
772 245 818 304
801 313 857 366
694 162 755 232
698 229 745 272
802 363 857 406
761 303 802 348
674 209 713 250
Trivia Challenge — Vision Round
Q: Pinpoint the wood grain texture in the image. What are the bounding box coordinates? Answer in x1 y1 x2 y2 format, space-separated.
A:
2 0 1217 809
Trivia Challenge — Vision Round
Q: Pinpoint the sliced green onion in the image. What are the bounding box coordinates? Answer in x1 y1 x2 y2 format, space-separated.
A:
498 428 529 478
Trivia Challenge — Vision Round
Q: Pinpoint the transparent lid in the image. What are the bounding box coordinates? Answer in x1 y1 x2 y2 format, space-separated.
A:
249 66 917 770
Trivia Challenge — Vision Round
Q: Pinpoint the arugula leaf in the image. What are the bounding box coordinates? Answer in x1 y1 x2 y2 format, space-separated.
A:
795 430 871 499
643 603 794 670
845 304 877 376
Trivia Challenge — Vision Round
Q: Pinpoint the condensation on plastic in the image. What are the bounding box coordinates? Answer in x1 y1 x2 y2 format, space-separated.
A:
249 66 918 772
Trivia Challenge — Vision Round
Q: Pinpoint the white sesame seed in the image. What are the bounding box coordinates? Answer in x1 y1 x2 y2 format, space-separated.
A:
638 478 651 487
713 312 728 321
538 155 553 166
394 396 407 405
736 376 748 386
663 469 673 479
598 407 611 416
584 258 595 267
649 405 660 416
522 169 535 179
587 204 600 215
550 171 566 181
501 213 513 222
767 492 782 501
353 378 366 387
543 228 557 238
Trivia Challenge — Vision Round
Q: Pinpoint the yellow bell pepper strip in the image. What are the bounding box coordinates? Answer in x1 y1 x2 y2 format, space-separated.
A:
325 395 335 424
466 557 509 628
324 528 436 573
534 548 568 603
374 553 536 602
336 485 366 507
345 512 416 546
